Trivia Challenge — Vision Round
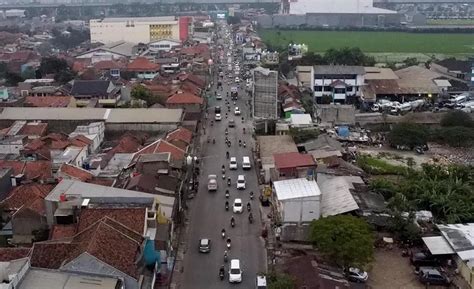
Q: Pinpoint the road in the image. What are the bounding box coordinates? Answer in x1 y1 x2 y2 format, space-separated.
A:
181 27 265 289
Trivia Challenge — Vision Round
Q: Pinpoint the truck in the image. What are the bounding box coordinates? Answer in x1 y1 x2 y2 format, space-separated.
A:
207 175 217 191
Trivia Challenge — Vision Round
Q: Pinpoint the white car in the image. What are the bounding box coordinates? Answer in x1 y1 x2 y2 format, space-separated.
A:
229 259 242 283
229 157 237 170
233 198 243 213
234 107 241 115
347 267 368 283
216 93 222 100
236 175 246 190
215 113 222 121
235 77 240 83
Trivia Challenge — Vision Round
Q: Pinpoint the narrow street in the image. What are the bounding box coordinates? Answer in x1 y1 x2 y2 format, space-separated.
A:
181 23 266 289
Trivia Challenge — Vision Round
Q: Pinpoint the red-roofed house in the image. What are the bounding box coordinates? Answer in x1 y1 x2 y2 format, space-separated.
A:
0 248 31 261
50 224 77 240
133 139 186 162
166 91 203 112
0 184 54 244
93 60 125 78
17 121 48 139
273 152 317 181
127 57 160 80
165 127 192 150
178 73 206 89
58 163 94 182
30 217 147 286
0 160 53 182
24 96 76 108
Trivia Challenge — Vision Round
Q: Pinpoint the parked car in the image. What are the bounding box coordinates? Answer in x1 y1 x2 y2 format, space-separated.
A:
410 252 440 267
419 267 450 286
346 267 368 283
199 238 211 253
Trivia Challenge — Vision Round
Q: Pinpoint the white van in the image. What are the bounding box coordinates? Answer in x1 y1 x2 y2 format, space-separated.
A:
242 156 251 170
229 259 242 283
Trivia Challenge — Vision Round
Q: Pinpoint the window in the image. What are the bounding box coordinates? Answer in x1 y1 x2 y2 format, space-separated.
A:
314 86 322 92
346 86 353 92
334 88 345 94
324 86 332 92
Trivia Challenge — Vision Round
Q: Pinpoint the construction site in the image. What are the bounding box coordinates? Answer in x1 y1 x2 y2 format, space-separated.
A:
252 67 279 120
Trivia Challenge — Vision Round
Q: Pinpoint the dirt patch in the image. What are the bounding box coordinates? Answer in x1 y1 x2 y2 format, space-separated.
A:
369 249 424 289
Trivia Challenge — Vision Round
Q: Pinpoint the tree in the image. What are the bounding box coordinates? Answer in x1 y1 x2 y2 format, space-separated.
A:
289 127 319 143
440 110 474 128
309 215 374 268
131 85 154 106
388 123 428 149
402 57 419 67
21 66 36 80
54 70 75 84
430 126 474 148
267 272 295 289
5 72 23 86
39 57 69 75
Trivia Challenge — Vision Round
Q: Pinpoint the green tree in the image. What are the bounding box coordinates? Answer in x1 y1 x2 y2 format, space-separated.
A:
388 123 428 149
310 215 374 268
289 128 319 143
131 85 154 106
21 66 36 80
440 110 474 128
402 57 419 67
267 272 295 289
54 70 75 84
5 72 24 86
430 126 474 148
39 57 69 75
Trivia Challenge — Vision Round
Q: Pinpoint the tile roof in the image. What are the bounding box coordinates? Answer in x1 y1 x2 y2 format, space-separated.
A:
110 133 145 154
127 57 159 71
274 152 316 169
178 73 205 88
166 127 192 145
50 224 77 240
180 81 201 95
435 58 471 73
24 96 73 108
59 164 94 182
0 248 31 261
77 208 146 235
166 92 203 105
126 174 158 194
0 184 53 214
31 216 144 279
0 160 52 181
17 122 48 136
93 60 125 70
134 139 185 161
69 135 93 146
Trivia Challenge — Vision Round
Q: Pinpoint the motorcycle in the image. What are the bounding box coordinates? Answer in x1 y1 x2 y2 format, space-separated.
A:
250 191 254 200
221 229 226 238
222 166 225 174
243 128 246 134
213 139 216 144
230 218 235 228
247 203 251 212
238 140 241 147
226 151 229 159
243 142 246 148
226 238 232 249
219 268 225 280
225 202 229 211
227 178 231 186
248 213 253 224
224 251 228 263
225 190 230 198
222 174 225 180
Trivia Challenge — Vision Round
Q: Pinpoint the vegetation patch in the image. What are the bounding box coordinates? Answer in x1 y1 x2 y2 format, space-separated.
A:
357 155 408 175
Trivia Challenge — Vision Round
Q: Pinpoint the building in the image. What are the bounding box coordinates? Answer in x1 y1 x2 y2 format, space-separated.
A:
311 65 366 104
69 122 105 153
0 135 27 155
252 67 278 119
126 57 160 80
165 91 203 112
273 178 322 241
273 152 316 181
75 41 138 63
90 16 187 45
70 80 121 106
257 135 298 183
149 39 181 52
431 58 472 81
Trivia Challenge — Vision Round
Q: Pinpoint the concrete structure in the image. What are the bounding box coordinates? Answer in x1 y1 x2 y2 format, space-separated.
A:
252 67 278 119
257 135 298 183
90 16 183 44
69 122 105 153
288 0 397 14
312 65 366 104
149 39 181 52
273 178 322 241
0 135 27 155
0 108 182 132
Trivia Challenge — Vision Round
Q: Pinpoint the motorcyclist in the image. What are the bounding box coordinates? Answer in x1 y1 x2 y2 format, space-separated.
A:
249 212 253 223
227 177 231 186
243 127 246 134
238 140 242 146
243 141 246 148
226 237 231 245
225 200 229 210
226 151 229 159
222 164 225 172
221 228 226 237
247 202 251 211
230 216 235 226
250 191 254 199
224 250 228 262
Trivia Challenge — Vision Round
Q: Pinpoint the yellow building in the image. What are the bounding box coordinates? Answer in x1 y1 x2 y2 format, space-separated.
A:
90 16 181 44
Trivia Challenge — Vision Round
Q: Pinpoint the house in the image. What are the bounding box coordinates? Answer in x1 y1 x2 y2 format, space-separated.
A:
69 122 105 153
311 65 366 104
166 91 203 112
0 160 53 183
149 39 181 52
75 41 137 63
422 223 474 289
70 80 121 106
127 57 160 80
273 178 322 241
30 217 148 289
257 135 298 183
0 184 54 244
126 174 179 197
135 152 171 175
44 179 175 226
317 173 363 218
273 152 317 181
93 59 125 78
58 163 94 182
289 114 313 128
133 139 186 163
301 134 343 160
23 96 76 107
0 135 28 155
165 127 193 150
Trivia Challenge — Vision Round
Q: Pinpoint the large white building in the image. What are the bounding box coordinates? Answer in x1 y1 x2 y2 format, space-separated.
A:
252 67 278 119
90 16 186 44
289 0 397 14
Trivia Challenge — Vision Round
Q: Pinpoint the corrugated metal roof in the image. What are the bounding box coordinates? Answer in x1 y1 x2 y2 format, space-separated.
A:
273 178 321 201
422 236 455 255
437 223 474 261
318 174 361 217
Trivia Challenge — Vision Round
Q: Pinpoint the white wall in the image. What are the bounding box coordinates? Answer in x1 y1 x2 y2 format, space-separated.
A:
281 196 321 223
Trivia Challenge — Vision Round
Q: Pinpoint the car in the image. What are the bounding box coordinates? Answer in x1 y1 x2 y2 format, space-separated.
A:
215 113 222 121
346 267 368 283
216 93 222 100
234 107 241 115
199 238 211 253
410 252 440 268
236 175 246 190
229 157 238 170
228 119 235 127
214 106 221 114
229 259 242 283
207 175 217 191
235 77 240 83
256 275 267 289
233 198 243 213
419 267 450 286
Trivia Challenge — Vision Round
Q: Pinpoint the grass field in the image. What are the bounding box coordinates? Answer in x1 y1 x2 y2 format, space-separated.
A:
426 19 474 26
260 29 474 55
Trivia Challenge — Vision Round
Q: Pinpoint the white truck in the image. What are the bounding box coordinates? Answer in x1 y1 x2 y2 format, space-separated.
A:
207 175 217 191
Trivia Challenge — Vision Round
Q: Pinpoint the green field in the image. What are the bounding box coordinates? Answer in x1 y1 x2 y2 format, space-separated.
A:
260 30 474 55
427 19 474 26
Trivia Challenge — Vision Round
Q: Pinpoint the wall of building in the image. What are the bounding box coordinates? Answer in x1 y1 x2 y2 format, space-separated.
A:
257 13 402 28
253 69 278 119
280 196 321 223
105 122 178 132
455 255 474 289
90 18 180 44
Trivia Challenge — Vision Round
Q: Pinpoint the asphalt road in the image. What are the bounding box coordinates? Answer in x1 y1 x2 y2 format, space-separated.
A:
181 38 265 289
